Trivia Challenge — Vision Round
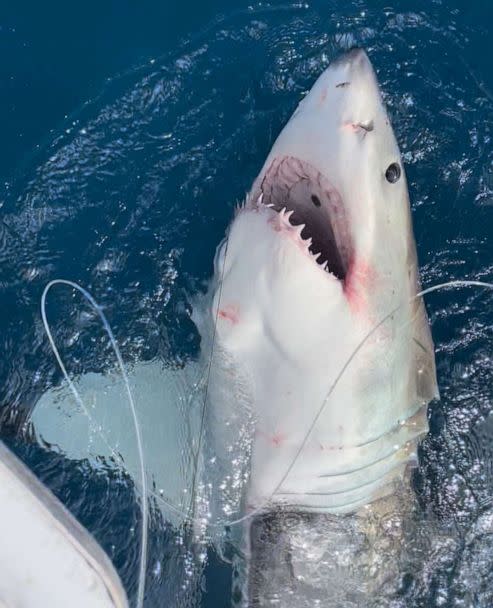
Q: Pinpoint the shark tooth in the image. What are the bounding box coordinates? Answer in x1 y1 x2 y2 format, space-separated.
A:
285 209 295 223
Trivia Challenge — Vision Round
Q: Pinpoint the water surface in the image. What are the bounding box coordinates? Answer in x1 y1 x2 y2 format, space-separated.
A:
1 1 493 606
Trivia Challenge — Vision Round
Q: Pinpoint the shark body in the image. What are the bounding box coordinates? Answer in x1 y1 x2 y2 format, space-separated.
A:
32 48 438 606
196 47 439 605
201 48 437 517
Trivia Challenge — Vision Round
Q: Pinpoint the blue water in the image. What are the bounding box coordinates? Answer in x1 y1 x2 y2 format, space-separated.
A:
2 1 493 606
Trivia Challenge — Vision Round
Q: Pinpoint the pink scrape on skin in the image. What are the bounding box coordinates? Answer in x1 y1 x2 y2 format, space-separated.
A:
257 428 288 447
218 303 240 324
271 432 287 447
344 257 375 314
341 122 360 133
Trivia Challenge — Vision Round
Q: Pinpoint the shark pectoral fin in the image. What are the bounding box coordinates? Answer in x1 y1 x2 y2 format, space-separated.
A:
29 360 204 529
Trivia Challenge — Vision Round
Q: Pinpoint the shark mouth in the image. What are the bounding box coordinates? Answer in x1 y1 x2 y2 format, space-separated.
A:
255 156 351 281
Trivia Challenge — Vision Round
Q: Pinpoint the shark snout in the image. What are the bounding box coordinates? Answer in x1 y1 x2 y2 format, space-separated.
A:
329 48 378 94
321 48 382 134
331 47 370 69
292 47 381 132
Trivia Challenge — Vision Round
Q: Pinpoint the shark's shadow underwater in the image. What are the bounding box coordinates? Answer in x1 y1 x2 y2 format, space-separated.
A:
28 46 493 607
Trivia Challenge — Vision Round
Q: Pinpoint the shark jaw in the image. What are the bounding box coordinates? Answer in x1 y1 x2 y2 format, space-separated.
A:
253 156 351 282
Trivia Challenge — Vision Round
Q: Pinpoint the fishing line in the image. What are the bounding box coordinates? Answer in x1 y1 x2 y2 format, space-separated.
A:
41 288 123 465
218 279 493 527
41 272 233 549
257 279 493 514
39 274 493 551
41 280 148 608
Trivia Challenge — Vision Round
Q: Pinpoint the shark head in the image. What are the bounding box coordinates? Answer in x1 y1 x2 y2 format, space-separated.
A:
246 47 412 317
207 49 438 516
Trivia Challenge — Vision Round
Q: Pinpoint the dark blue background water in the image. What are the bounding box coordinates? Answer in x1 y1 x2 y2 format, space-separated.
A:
1 1 493 606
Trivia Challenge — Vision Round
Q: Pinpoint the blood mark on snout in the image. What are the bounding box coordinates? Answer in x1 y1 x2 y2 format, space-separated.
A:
342 122 360 133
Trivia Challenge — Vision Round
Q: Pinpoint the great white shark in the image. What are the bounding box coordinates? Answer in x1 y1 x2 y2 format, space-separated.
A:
31 48 438 605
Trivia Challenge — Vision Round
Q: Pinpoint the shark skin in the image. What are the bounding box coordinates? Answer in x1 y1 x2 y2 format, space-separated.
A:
197 48 439 604
202 47 437 516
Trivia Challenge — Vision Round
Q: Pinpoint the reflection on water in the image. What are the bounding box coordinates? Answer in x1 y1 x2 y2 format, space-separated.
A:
1 1 493 606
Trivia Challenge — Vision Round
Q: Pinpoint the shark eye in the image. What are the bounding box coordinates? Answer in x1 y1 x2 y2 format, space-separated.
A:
385 162 401 183
311 194 321 207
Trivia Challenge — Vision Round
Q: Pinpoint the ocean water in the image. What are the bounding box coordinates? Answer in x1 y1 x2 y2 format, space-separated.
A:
1 1 493 606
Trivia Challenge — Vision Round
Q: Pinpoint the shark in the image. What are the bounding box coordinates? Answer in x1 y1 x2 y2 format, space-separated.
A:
31 48 438 606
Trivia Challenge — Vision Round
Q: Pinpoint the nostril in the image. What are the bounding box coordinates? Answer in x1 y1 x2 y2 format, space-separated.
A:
358 120 374 132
